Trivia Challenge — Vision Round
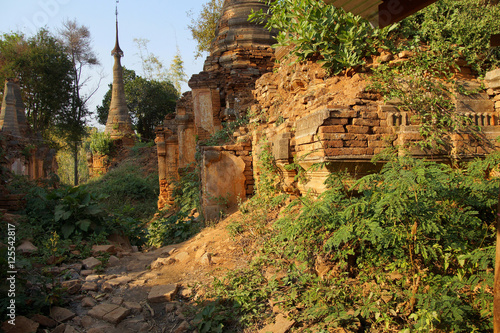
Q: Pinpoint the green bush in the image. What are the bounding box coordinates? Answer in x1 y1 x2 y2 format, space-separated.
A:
24 185 108 239
89 130 114 156
57 143 90 185
250 0 388 75
252 0 500 75
84 161 159 221
200 117 249 146
397 0 500 75
197 154 499 332
147 165 202 247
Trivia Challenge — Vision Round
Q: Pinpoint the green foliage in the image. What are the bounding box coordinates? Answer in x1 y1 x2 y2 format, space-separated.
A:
85 160 159 221
57 140 90 185
368 51 487 152
249 0 390 74
251 0 500 76
0 30 73 137
168 46 188 93
187 0 224 58
88 130 114 155
198 154 499 332
397 0 500 74
96 68 178 141
147 212 200 248
25 184 108 239
200 117 249 146
147 165 202 247
133 38 169 82
255 137 282 199
193 301 225 332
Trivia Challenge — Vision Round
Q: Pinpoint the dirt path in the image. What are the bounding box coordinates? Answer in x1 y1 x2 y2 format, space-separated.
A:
5 212 253 333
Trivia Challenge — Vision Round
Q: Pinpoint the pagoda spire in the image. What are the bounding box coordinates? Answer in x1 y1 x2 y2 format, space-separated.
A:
111 1 123 58
104 0 135 146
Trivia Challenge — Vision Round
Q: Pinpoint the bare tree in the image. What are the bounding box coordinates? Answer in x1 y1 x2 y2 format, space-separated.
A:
58 19 102 185
134 38 168 81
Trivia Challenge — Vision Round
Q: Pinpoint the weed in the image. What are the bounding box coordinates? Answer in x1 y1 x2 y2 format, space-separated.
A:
200 117 249 146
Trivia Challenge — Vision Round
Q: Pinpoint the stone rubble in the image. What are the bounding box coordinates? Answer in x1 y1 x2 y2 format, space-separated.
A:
1 218 257 333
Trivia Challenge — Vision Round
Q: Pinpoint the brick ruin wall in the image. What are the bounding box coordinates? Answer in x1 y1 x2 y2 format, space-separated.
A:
157 50 500 218
250 56 500 194
155 0 500 218
201 139 253 220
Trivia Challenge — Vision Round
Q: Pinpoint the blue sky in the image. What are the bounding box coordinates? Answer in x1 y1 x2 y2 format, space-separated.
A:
0 0 208 126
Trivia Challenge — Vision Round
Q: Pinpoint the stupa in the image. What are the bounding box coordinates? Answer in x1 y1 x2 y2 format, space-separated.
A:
104 4 135 146
0 79 21 137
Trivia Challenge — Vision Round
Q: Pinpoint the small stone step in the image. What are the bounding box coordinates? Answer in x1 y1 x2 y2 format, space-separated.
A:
148 284 179 303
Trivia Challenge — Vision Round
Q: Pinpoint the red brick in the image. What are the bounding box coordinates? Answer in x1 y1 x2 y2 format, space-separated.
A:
350 133 368 141
318 125 345 133
318 133 344 140
360 111 379 119
300 150 326 158
351 148 371 155
377 112 388 119
324 148 343 156
346 125 370 134
236 150 249 156
345 140 368 148
372 126 394 134
353 118 379 126
378 105 399 113
324 118 348 125
224 144 244 150
323 140 343 148
330 110 359 118
295 135 315 145
368 140 391 148
399 132 423 141
477 146 492 154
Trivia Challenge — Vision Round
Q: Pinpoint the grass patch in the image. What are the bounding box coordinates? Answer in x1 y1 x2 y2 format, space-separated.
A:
84 158 159 221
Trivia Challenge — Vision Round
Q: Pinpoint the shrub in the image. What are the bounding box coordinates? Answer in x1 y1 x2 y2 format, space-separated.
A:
89 130 114 156
84 161 159 221
251 0 500 75
196 154 499 332
250 0 392 74
147 165 202 247
397 0 500 74
24 185 108 239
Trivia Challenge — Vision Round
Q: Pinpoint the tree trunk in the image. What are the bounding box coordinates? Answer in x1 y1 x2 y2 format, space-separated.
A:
73 141 79 186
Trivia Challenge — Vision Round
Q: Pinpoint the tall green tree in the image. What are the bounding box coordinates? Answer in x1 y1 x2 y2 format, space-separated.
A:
58 19 101 185
187 0 224 58
0 30 73 137
96 68 178 141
